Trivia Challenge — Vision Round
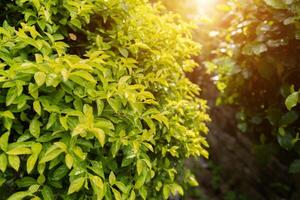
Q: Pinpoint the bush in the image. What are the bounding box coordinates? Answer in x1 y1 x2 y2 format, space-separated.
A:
0 0 209 199
204 0 300 170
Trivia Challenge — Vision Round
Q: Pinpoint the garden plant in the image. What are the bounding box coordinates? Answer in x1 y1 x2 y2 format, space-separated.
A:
0 0 209 199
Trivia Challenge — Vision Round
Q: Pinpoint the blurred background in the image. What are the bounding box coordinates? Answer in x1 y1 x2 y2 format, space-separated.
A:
151 0 300 200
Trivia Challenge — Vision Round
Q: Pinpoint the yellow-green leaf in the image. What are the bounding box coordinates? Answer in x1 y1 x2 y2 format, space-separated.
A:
7 147 32 155
59 116 69 130
40 148 63 163
70 71 96 83
32 143 43 155
109 171 116 186
93 128 105 147
68 177 85 194
7 191 32 200
32 0 41 10
89 175 104 190
285 92 299 111
0 132 9 152
34 72 46 86
65 154 74 169
6 87 17 106
33 100 42 115
27 155 38 174
112 188 122 200
29 118 41 138
8 155 20 171
0 153 7 173
129 190 136 200
136 159 144 175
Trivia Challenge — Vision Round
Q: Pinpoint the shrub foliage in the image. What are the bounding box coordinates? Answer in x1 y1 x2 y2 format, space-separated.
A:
205 0 300 170
0 0 209 199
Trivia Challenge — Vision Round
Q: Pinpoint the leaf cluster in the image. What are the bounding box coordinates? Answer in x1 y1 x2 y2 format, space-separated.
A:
0 0 209 199
204 0 300 171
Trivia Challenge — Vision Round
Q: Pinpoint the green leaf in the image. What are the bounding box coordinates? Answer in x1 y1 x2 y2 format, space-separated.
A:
40 147 63 163
112 188 122 200
28 184 40 193
70 71 96 83
68 177 85 194
278 133 293 150
54 141 67 152
163 185 170 200
65 154 74 169
129 190 136 200
0 111 15 119
6 87 17 106
95 118 114 130
172 183 184 196
279 111 298 126
188 176 199 187
72 146 86 160
37 174 46 185
285 92 299 110
111 140 121 158
289 159 300 173
32 0 41 10
7 147 32 155
32 143 43 154
89 175 104 191
118 48 129 58
140 186 147 200
0 153 8 173
107 98 121 113
46 73 60 87
28 83 39 99
59 115 69 130
90 177 104 199
115 181 128 193
16 177 37 188
8 155 20 171
27 143 42 172
0 177 5 187
134 171 147 189
27 155 38 174
0 132 9 152
92 128 105 147
52 165 69 181
136 159 144 175
7 191 32 200
109 171 116 186
29 118 41 138
96 99 104 116
151 114 169 128
33 100 42 115
34 72 46 86
46 113 57 129
89 161 105 178
42 186 54 200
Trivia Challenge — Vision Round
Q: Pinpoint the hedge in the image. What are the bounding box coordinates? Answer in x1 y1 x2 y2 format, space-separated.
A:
0 0 209 199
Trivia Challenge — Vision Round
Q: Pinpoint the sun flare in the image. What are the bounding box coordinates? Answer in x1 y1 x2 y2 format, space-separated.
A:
196 0 218 14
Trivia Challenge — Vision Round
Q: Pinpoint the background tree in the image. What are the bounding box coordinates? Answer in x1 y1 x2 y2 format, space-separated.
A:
156 0 300 199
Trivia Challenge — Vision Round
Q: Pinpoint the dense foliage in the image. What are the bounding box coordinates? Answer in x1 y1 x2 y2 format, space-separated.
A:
0 0 210 199
205 0 300 172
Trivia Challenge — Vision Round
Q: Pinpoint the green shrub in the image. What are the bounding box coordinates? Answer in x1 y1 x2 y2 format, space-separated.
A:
204 0 300 170
0 0 209 199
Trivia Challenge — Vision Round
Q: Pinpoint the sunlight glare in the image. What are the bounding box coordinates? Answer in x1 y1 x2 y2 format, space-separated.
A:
196 0 218 15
